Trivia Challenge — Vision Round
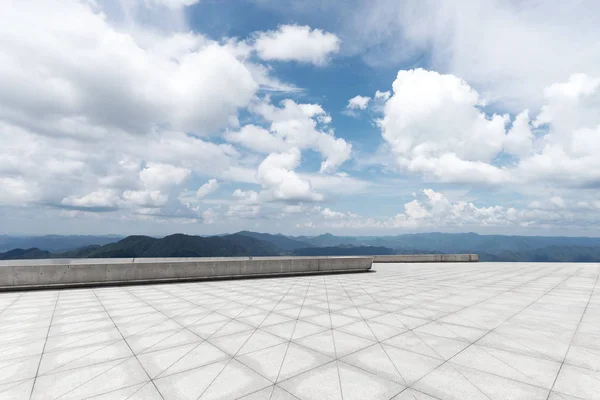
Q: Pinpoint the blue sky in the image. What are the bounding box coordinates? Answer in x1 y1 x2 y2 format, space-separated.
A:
1 0 600 236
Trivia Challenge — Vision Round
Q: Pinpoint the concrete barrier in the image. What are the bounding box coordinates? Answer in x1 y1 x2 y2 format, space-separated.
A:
373 254 478 263
0 256 373 290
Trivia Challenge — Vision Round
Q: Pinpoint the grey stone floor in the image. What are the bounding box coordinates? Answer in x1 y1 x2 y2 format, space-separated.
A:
0 262 599 400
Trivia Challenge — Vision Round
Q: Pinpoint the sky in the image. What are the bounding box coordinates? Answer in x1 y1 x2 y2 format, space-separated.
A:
2 0 600 237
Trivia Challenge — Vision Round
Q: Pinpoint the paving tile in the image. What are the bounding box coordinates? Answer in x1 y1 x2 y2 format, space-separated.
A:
1 262 598 399
552 364 600 400
137 343 198 378
277 343 333 381
160 341 230 377
332 329 376 358
238 330 286 356
341 343 406 384
279 361 342 400
38 339 132 375
450 344 561 389
0 355 41 385
0 379 35 400
294 330 337 358
237 343 288 382
199 359 272 400
338 361 405 400
154 360 228 400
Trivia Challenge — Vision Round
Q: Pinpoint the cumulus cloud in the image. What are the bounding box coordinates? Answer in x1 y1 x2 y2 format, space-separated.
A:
0 0 271 223
321 207 358 220
122 190 169 208
515 74 600 187
224 125 287 154
245 99 352 173
146 0 200 9
232 189 260 205
196 179 220 199
0 1 259 136
226 204 262 219
294 189 587 231
374 90 391 101
139 163 191 189
0 177 39 206
317 0 600 111
378 69 509 183
61 190 121 211
256 148 324 202
202 208 218 224
253 25 340 65
376 69 600 187
347 95 371 110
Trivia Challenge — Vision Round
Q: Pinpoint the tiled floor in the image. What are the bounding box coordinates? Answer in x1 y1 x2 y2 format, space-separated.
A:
0 262 599 400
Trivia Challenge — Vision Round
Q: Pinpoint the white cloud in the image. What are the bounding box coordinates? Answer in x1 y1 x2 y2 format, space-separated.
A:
0 177 38 206
145 0 200 9
516 74 600 186
256 148 324 202
321 207 358 220
224 125 287 154
253 24 340 65
347 95 371 110
139 163 191 189
0 1 259 136
232 189 260 205
376 69 600 187
378 69 509 183
202 208 218 224
248 99 352 173
61 189 121 210
196 179 220 199
295 189 567 231
331 0 600 111
374 90 391 101
122 190 168 208
226 204 261 218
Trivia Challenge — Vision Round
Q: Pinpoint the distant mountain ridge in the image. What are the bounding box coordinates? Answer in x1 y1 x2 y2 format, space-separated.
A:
0 235 122 253
1 231 600 262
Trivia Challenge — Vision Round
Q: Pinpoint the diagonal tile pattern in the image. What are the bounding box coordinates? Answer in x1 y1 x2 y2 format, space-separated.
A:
0 262 598 399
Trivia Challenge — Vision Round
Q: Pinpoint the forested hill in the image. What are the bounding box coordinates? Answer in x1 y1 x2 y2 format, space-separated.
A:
2 232 600 262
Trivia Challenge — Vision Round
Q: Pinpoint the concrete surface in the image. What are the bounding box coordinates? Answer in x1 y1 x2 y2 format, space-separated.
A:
0 262 598 399
0 257 373 290
374 254 478 263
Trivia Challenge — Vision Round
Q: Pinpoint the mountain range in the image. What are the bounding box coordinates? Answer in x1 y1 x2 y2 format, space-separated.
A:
2 232 600 262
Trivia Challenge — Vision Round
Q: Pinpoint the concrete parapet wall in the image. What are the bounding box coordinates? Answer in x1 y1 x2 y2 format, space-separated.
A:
373 254 478 263
0 256 373 290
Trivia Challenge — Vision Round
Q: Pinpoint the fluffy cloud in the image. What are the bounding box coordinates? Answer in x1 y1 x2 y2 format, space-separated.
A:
347 95 371 110
253 25 340 65
514 74 600 187
319 0 600 111
232 189 260 205
377 69 600 187
378 69 509 183
0 177 39 206
146 0 200 9
256 148 324 202
224 125 287 154
61 190 121 211
245 99 352 173
374 91 391 101
226 205 262 219
122 190 168 208
294 188 595 231
196 179 220 199
139 163 191 189
0 0 267 221
0 2 258 136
